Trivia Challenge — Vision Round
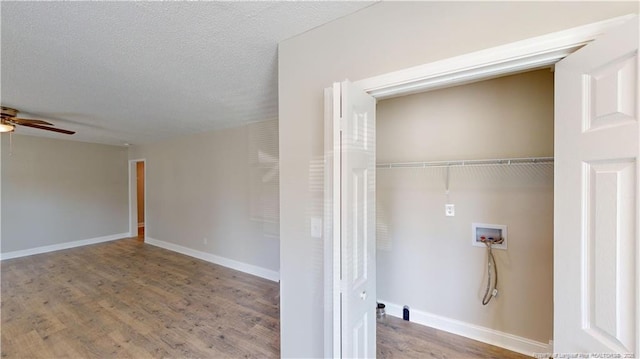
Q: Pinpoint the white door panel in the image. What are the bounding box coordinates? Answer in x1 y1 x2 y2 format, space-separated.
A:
333 80 376 358
555 15 638 354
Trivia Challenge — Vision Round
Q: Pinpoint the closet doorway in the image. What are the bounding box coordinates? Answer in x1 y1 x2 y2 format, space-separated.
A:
129 159 146 241
325 15 637 358
374 69 554 354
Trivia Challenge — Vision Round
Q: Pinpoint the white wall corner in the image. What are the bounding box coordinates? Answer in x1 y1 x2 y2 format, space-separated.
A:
0 134 3 248
378 300 551 357
0 233 129 261
145 237 280 282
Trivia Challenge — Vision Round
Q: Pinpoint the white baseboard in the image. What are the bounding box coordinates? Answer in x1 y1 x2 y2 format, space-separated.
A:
0 233 129 260
145 237 279 282
379 300 552 357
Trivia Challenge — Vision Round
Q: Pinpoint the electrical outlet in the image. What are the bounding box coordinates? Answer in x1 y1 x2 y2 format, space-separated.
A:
445 204 455 217
203 237 208 245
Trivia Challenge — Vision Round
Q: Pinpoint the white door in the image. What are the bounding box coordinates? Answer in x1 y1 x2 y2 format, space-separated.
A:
332 80 377 358
555 15 638 354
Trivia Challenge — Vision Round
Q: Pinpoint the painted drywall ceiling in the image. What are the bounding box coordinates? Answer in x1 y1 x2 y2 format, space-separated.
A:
1 1 373 145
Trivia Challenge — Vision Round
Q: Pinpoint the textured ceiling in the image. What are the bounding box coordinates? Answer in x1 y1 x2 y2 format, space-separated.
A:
1 1 373 145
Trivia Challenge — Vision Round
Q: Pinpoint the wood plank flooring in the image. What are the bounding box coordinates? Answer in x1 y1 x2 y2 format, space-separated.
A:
2 238 531 358
1 238 279 358
377 315 531 359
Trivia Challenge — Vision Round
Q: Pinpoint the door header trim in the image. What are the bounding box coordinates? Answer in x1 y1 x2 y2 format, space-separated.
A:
355 14 635 99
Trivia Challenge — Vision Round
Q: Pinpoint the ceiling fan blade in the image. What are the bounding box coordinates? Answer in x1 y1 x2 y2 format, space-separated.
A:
19 122 75 135
10 117 54 126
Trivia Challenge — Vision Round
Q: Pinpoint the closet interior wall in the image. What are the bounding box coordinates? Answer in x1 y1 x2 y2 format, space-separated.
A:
376 69 554 344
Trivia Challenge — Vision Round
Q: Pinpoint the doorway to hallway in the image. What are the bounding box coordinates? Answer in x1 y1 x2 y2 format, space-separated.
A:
129 159 146 241
136 161 145 239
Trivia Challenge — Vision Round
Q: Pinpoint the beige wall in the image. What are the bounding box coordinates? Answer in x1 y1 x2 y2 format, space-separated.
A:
1 134 129 253
378 70 554 163
129 120 279 273
278 2 638 357
376 70 553 343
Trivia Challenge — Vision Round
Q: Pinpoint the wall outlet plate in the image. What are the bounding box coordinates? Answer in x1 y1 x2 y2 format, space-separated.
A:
445 204 455 217
472 223 507 250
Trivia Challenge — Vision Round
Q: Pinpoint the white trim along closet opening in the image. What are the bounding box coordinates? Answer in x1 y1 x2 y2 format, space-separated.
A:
375 68 554 349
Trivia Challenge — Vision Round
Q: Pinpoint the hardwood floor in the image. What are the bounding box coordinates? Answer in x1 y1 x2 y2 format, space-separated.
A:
1 238 279 358
377 315 532 359
2 238 531 358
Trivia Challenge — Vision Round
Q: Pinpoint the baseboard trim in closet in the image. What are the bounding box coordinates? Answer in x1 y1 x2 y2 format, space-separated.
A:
378 300 552 357
145 237 279 282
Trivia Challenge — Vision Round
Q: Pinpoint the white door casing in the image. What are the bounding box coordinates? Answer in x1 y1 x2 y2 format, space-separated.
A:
555 15 638 355
128 158 147 238
333 80 377 358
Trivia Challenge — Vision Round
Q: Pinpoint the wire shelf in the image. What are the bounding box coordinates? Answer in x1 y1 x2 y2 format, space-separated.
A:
376 157 554 169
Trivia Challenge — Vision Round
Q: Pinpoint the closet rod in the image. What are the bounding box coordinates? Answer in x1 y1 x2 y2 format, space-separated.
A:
376 156 554 169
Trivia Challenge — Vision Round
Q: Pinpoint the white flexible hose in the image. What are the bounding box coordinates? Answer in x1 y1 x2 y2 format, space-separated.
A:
481 238 502 305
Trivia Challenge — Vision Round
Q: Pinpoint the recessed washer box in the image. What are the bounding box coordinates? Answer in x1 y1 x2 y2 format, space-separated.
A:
472 223 507 250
